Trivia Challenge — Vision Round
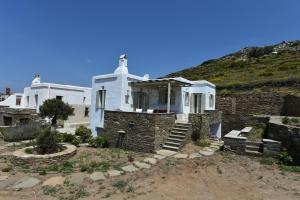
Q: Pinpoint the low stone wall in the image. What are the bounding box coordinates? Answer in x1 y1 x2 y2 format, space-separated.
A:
189 110 222 139
221 114 269 137
11 144 77 165
223 136 246 153
268 117 300 163
263 139 281 156
103 110 176 153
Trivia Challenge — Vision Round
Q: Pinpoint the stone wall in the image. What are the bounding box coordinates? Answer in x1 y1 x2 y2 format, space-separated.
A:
223 136 246 153
0 107 38 126
103 110 175 153
189 110 222 140
268 117 300 164
216 93 300 117
221 114 269 136
263 139 282 157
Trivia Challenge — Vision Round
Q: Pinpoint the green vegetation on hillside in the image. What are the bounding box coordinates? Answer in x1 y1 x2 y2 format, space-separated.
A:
166 41 300 94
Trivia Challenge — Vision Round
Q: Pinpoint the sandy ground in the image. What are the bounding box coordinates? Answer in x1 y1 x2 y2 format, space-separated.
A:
1 149 300 200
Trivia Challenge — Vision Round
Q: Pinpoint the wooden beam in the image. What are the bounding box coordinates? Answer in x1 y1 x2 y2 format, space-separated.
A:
167 82 171 113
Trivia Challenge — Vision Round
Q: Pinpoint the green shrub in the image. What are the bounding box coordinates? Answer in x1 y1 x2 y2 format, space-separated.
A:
196 139 211 147
291 118 299 123
36 128 60 154
58 132 80 146
278 151 293 165
75 126 92 143
89 136 109 148
282 117 290 125
280 165 300 173
25 148 34 154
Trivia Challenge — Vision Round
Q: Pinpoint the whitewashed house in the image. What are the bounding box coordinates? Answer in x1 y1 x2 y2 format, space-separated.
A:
0 75 91 127
90 55 220 138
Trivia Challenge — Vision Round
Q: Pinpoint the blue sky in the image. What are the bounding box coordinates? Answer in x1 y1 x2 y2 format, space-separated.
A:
0 0 299 92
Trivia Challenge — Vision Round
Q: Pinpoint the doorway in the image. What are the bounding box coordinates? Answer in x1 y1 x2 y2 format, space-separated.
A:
191 93 203 113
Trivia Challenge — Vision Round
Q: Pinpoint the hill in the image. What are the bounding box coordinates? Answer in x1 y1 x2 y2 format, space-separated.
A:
165 40 300 94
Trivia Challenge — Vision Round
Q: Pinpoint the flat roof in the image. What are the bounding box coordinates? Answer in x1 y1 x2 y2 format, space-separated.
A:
130 78 192 88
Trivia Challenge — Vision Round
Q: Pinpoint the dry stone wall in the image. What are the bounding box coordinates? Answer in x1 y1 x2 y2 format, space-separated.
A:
103 111 175 153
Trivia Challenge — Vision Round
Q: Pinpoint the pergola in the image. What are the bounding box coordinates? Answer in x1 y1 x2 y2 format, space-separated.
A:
130 78 191 113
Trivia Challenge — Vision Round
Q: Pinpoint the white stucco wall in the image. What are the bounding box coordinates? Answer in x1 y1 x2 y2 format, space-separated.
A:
0 93 23 108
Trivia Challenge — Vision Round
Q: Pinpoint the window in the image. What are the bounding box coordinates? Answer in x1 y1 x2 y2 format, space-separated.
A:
26 96 29 107
83 97 86 103
184 92 189 106
96 89 106 109
209 94 214 108
158 88 175 105
125 94 130 104
56 96 63 100
35 94 38 107
16 96 21 106
84 107 89 117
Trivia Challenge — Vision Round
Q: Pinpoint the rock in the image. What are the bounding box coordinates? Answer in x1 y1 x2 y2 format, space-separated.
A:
189 153 202 159
90 172 106 181
199 150 214 156
0 176 19 190
107 170 122 177
121 165 139 173
68 173 86 185
12 177 40 189
203 147 216 152
2 166 12 172
173 153 188 159
134 161 151 169
143 158 157 165
0 176 8 182
42 176 65 186
154 154 166 160
156 150 177 157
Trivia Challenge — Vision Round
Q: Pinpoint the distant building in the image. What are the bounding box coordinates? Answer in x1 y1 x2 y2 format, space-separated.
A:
0 75 91 127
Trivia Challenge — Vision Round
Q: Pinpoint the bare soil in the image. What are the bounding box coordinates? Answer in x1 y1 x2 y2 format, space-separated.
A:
1 144 300 200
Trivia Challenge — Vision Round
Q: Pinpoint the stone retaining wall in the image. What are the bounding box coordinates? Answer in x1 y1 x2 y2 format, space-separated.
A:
216 93 300 117
103 110 176 153
263 139 282 156
268 117 300 163
189 110 222 140
223 137 246 153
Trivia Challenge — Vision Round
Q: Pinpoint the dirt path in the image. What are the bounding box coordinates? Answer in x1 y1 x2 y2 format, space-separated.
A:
1 152 300 200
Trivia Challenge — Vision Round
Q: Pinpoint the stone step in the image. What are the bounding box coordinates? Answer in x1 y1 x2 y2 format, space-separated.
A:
169 134 185 140
164 141 181 147
162 145 179 151
171 131 186 136
167 138 185 143
176 122 191 126
175 124 190 129
246 141 262 146
173 127 189 132
246 145 260 151
245 150 262 156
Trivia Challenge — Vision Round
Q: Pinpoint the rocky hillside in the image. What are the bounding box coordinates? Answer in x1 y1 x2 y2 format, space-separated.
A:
165 40 300 94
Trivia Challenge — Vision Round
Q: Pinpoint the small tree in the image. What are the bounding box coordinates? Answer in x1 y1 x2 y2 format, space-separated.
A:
39 99 73 126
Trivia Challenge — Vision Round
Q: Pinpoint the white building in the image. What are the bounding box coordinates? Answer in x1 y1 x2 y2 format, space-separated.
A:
0 75 91 127
90 55 220 137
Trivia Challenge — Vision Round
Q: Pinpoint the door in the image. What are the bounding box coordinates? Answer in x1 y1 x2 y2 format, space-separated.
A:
191 93 203 113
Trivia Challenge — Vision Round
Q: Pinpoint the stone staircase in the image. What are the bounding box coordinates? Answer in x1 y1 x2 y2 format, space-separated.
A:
162 122 191 151
245 141 263 156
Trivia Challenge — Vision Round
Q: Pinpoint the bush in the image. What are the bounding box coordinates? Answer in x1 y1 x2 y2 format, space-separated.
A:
36 128 60 154
3 122 42 142
291 118 299 123
88 136 109 148
278 151 293 165
75 126 92 143
196 139 211 147
282 117 290 125
57 132 80 146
